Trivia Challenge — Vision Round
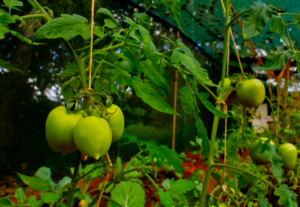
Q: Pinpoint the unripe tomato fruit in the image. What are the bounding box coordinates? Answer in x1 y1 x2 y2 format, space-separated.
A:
278 143 298 171
250 137 275 165
102 104 124 142
217 78 237 106
74 116 112 160
45 106 83 155
236 79 265 108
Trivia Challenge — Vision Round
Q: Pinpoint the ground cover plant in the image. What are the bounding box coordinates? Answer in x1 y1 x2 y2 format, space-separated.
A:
1 0 300 206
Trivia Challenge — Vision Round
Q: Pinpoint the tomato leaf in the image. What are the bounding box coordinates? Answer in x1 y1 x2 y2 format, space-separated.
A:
292 13 300 30
94 26 104 38
96 8 118 24
242 2 276 40
18 172 53 191
0 58 22 72
35 167 56 190
41 193 60 204
130 77 178 115
193 111 210 159
157 188 174 207
149 147 165 167
0 9 15 24
55 176 71 193
0 197 11 205
134 13 150 28
104 19 116 29
161 147 183 174
33 14 90 41
61 76 80 99
252 50 293 71
109 181 145 207
0 24 10 39
137 25 157 59
171 179 197 193
140 59 169 95
14 187 26 204
196 93 230 118
57 62 78 77
269 17 284 35
28 0 39 11
274 184 298 207
171 49 219 90
161 0 184 34
178 86 195 114
3 0 23 11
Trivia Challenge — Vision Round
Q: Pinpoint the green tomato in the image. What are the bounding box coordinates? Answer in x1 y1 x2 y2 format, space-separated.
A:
102 104 124 142
278 143 298 171
236 79 265 108
74 116 112 160
250 137 275 165
217 78 237 106
45 106 83 155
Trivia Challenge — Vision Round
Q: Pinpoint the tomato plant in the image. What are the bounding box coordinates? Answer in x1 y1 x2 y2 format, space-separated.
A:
1 0 300 206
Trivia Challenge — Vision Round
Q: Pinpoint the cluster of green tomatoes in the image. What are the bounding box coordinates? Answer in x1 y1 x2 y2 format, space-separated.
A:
45 101 124 160
219 77 298 171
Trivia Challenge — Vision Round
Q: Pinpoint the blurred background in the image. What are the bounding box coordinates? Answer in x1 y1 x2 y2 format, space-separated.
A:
0 0 299 182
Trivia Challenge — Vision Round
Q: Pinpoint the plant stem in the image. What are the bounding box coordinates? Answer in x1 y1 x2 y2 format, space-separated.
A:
223 190 240 207
76 163 108 182
280 13 300 16
211 163 276 189
20 14 48 21
198 105 221 206
102 195 124 207
199 0 230 205
67 151 81 207
123 151 142 172
62 39 87 91
31 0 51 21
141 170 159 191
226 9 250 29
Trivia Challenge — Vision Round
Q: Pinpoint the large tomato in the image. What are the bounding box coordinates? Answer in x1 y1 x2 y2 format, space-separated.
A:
102 104 124 142
74 116 112 160
217 78 237 106
45 106 83 155
249 137 275 165
236 79 265 108
278 143 298 171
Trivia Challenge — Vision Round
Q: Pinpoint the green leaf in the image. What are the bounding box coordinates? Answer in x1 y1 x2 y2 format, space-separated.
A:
140 59 169 95
33 14 90 41
96 8 118 24
3 0 23 11
260 141 283 184
193 111 210 159
94 26 104 38
18 172 53 191
161 35 176 47
242 2 275 40
171 49 218 89
124 17 134 26
0 24 10 39
110 181 145 207
269 17 284 35
172 179 197 193
293 13 300 30
196 93 230 118
137 25 157 59
35 167 55 190
0 5 22 12
41 193 60 203
134 13 150 28
161 147 183 174
10 30 47 45
26 196 37 205
149 147 165 167
178 86 195 114
274 184 298 207
61 76 80 99
157 188 174 207
0 58 22 72
0 9 15 24
0 197 11 205
104 19 116 29
56 176 71 192
116 156 122 173
161 0 184 34
130 77 178 115
252 50 293 71
15 187 26 204
281 35 296 47
57 62 78 77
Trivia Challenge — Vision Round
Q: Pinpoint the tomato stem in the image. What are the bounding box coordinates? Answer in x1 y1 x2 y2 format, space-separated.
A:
67 151 81 207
